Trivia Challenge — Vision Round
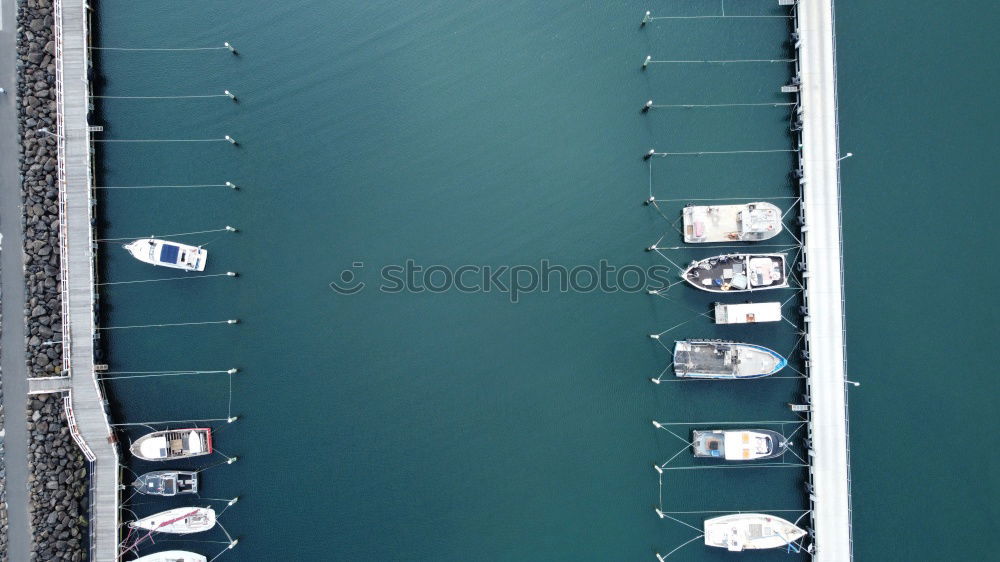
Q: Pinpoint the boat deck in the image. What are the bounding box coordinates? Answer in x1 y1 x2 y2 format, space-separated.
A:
684 254 787 292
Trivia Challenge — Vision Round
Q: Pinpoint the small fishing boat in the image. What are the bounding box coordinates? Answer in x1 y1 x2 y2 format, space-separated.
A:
130 429 212 462
714 302 783 324
683 202 782 243
682 253 788 292
132 470 199 496
672 340 786 379
132 551 207 562
130 507 216 535
704 513 806 551
692 429 788 460
124 238 207 271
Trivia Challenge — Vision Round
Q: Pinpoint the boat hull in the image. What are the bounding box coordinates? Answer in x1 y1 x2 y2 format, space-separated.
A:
130 507 216 535
672 340 787 379
130 429 213 461
704 513 806 551
132 470 199 496
133 551 207 562
692 429 787 460
682 202 782 243
682 253 788 293
124 238 207 271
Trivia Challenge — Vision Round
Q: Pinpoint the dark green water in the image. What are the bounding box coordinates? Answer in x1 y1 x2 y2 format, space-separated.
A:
92 1 994 560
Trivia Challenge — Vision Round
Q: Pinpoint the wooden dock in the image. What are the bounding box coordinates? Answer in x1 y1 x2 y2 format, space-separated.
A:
795 1 854 559
52 1 121 560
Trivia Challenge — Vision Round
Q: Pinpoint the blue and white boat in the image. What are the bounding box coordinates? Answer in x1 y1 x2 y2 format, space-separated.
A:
673 340 786 379
124 238 207 271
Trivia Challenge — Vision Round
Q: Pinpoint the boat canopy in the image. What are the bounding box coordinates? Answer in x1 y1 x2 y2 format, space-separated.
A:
159 244 180 264
139 436 168 459
724 432 771 460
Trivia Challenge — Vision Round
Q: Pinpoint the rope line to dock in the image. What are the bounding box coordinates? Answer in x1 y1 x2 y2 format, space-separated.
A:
96 227 236 242
90 46 230 51
650 14 793 19
90 94 230 99
651 195 798 202
655 420 804 426
648 58 796 64
92 138 231 143
651 102 795 108
655 149 797 156
111 417 232 426
95 184 231 189
660 509 811 514
98 319 237 330
99 370 233 381
98 273 235 286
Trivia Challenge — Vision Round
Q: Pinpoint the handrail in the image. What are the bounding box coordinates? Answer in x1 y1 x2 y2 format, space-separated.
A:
62 395 96 462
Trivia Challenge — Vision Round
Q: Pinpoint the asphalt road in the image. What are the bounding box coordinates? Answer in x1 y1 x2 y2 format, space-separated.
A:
0 0 33 558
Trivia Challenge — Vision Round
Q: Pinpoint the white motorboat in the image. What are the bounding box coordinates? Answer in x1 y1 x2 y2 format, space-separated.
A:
704 513 806 551
133 551 207 562
682 253 788 292
124 238 207 271
130 429 212 461
672 340 786 379
691 429 788 460
683 202 782 243
130 507 216 535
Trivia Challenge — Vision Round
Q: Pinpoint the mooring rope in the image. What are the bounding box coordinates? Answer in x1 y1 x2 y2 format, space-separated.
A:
99 370 233 381
96 226 236 242
91 94 229 99
95 184 232 189
98 273 235 286
648 58 796 64
90 46 229 51
92 138 230 143
658 534 706 560
651 195 798 203
111 417 232 426
657 149 797 156
651 14 792 19
98 319 237 330
652 102 795 108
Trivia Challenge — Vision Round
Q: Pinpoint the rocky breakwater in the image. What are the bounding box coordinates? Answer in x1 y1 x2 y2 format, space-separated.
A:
17 1 88 560
17 0 63 379
27 395 87 562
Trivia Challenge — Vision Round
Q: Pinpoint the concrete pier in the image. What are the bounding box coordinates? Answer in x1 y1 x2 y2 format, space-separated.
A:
795 1 854 559
52 1 121 560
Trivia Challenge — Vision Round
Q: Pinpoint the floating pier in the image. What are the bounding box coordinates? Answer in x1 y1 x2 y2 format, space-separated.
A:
52 0 121 559
641 1 854 558
794 1 854 559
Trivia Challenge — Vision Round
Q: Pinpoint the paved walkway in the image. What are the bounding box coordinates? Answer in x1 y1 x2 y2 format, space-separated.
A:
797 2 853 560
0 0 33 559
54 0 121 560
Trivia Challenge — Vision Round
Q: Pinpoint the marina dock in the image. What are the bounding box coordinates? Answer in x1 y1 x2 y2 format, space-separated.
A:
52 0 120 560
796 1 854 559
